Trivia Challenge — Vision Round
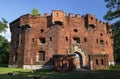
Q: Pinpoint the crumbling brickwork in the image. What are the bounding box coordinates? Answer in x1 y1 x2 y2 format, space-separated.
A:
9 10 114 70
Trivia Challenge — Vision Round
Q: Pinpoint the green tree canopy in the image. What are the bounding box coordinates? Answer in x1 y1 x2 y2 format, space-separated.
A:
104 0 120 63
0 18 8 33
0 18 9 64
31 8 40 16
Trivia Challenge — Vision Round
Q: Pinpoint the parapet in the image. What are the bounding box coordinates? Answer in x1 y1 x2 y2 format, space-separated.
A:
68 13 74 17
75 14 80 18
44 13 49 16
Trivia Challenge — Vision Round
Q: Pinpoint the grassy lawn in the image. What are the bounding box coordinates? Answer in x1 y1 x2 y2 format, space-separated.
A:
0 67 120 79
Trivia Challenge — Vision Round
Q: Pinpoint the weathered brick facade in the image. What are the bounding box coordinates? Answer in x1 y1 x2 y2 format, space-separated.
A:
9 10 114 70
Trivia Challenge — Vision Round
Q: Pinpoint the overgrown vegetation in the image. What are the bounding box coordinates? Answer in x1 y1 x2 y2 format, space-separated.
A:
31 8 40 16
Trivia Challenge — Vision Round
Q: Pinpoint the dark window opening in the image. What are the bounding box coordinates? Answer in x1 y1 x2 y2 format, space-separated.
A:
100 33 103 36
101 59 104 65
91 17 93 20
84 37 87 42
96 59 98 65
73 37 80 43
66 37 68 41
100 40 104 45
106 41 108 45
40 29 44 33
39 51 45 61
96 39 98 43
32 38 34 43
74 29 78 32
54 21 63 25
56 13 59 17
50 37 52 41
21 39 22 44
88 24 95 29
15 41 19 48
14 53 18 62
16 41 19 45
109 31 112 34
39 37 46 44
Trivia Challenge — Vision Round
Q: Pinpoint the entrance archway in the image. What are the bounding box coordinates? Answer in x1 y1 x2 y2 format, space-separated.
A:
74 52 83 70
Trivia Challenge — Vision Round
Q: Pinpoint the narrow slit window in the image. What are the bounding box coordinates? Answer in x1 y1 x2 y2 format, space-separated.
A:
14 53 18 62
96 59 98 65
66 37 68 41
84 37 87 42
100 33 103 36
101 59 104 65
50 37 52 41
96 39 98 43
32 38 34 43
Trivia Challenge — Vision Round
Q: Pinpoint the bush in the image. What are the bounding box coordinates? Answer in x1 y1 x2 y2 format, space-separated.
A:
109 64 120 70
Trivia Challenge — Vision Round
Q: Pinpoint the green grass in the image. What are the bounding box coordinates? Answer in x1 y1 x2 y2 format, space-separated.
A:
0 67 31 74
0 67 120 79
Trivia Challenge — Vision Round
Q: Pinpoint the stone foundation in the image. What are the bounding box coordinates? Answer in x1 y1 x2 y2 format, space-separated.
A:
8 65 18 68
23 65 53 70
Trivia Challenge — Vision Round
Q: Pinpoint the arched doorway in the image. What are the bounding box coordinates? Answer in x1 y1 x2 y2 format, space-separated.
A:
74 52 83 70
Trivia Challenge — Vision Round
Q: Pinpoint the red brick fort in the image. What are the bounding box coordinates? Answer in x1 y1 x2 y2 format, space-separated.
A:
9 10 114 70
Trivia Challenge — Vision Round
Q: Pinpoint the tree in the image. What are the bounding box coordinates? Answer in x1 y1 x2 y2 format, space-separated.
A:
0 18 9 64
0 18 8 33
0 36 10 64
31 8 40 16
104 0 120 63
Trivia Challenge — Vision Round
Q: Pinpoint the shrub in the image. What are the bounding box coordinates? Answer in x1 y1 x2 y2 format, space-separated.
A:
109 64 120 70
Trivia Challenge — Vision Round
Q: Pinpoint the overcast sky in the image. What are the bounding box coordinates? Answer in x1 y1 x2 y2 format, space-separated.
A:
0 0 108 41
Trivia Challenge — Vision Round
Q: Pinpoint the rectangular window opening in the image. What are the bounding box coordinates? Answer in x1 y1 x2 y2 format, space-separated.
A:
73 37 80 43
39 51 45 61
40 29 44 33
74 29 78 32
40 37 46 44
100 40 104 46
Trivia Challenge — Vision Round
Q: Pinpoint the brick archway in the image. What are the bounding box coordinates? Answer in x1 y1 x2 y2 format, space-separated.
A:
74 52 83 70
